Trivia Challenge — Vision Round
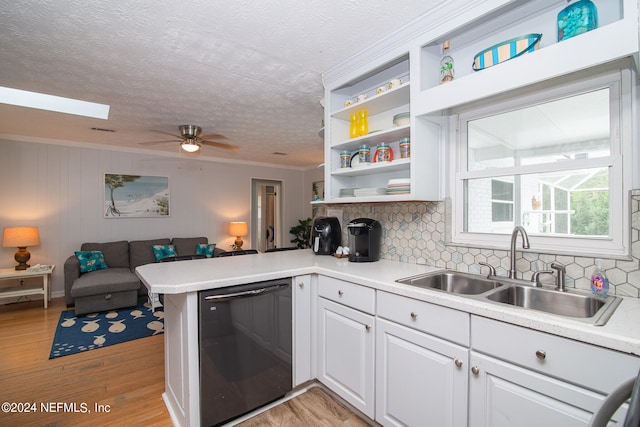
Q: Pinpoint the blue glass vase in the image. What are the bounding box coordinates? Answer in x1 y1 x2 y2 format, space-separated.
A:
557 0 598 41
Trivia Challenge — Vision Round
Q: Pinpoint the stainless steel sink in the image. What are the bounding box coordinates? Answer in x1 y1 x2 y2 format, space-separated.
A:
485 285 621 325
395 270 622 326
396 270 503 295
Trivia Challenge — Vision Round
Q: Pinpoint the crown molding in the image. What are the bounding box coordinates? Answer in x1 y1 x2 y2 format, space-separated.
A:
0 133 311 171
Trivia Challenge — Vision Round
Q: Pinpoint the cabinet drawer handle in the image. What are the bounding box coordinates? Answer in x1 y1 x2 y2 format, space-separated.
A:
410 312 418 320
455 359 463 368
338 290 344 296
471 366 480 375
365 324 371 331
298 283 304 288
536 350 546 360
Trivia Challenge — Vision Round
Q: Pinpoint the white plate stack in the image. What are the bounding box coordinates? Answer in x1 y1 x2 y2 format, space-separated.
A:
354 187 387 197
386 178 411 195
339 188 356 197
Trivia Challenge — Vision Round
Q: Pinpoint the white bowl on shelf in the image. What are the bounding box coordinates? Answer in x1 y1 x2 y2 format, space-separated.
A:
393 112 410 126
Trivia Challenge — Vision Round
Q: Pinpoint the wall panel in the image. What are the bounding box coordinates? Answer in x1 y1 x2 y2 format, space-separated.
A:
0 140 312 299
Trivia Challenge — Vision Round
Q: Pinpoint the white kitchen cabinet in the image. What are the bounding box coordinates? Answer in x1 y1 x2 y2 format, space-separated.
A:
320 0 638 205
317 289 375 418
322 53 441 203
293 275 313 386
469 352 622 427
376 318 468 427
375 291 469 427
414 0 637 116
469 316 640 427
318 275 376 314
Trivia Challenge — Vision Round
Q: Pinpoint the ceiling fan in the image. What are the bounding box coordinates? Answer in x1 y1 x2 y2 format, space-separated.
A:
141 125 238 153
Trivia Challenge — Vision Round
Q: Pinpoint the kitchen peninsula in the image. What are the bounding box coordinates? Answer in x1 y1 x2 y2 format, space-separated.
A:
137 249 640 427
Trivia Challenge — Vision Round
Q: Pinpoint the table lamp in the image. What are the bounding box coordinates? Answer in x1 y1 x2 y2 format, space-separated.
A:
2 226 41 270
229 222 248 250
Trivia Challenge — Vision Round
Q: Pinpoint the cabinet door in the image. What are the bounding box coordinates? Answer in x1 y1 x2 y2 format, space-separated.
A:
468 352 628 427
376 318 468 427
293 275 312 386
318 297 375 418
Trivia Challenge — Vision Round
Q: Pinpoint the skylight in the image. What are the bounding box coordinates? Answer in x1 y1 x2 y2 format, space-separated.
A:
0 86 110 119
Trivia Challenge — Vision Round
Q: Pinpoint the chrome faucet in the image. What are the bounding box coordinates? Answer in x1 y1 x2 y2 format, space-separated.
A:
479 262 496 278
509 226 530 279
531 270 553 287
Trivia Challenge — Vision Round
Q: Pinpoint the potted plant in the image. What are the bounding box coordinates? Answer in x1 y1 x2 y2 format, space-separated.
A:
290 218 312 249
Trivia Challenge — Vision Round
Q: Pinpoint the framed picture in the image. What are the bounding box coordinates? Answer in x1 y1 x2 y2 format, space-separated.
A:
104 174 170 218
312 181 324 202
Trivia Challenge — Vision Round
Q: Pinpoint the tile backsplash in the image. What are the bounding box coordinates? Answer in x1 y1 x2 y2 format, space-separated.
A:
314 190 640 298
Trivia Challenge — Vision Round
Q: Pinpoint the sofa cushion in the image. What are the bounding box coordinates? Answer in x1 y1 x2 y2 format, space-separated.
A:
153 244 177 261
196 243 217 258
129 238 171 269
172 237 208 256
80 240 129 268
75 251 108 273
70 268 141 297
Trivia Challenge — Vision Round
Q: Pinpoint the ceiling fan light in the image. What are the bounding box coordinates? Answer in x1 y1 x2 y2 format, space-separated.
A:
181 141 200 153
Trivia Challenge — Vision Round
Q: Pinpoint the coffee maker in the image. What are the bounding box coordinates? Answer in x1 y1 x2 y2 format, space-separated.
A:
347 218 381 262
311 217 341 255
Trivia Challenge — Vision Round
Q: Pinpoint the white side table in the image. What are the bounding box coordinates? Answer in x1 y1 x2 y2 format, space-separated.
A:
0 265 55 309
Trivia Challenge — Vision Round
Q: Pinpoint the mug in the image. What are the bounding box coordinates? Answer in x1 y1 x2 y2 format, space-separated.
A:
376 86 387 95
399 138 410 159
358 145 371 163
340 151 351 168
356 94 367 102
388 78 402 89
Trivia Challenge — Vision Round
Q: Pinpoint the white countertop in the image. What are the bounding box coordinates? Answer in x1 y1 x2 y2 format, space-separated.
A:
136 249 640 356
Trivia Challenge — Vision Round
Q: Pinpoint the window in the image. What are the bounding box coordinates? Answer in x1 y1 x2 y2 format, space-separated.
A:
452 69 632 257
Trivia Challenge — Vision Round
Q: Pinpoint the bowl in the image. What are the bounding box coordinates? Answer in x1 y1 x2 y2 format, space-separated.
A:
393 112 410 126
472 33 542 71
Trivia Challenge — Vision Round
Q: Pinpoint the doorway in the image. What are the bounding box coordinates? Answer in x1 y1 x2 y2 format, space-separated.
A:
251 179 282 252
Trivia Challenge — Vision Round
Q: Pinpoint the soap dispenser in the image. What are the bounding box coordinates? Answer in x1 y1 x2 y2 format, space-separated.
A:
590 259 609 299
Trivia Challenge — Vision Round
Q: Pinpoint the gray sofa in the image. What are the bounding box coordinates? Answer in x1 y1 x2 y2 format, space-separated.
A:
64 237 224 315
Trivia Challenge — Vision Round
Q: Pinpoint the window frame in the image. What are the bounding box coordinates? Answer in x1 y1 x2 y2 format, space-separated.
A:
450 69 632 257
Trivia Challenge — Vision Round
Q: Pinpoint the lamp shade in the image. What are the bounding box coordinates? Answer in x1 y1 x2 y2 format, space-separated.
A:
2 226 40 247
229 221 248 237
181 141 200 153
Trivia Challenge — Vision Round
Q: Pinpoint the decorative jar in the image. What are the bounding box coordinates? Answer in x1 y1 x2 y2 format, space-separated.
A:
557 0 598 41
399 138 410 159
376 143 391 162
358 145 370 163
340 151 351 168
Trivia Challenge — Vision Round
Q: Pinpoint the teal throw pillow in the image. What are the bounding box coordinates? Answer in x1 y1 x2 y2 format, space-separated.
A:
75 251 108 273
196 243 217 258
153 244 177 261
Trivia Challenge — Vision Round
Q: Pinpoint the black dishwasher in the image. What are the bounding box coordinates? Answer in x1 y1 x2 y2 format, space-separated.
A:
198 277 293 426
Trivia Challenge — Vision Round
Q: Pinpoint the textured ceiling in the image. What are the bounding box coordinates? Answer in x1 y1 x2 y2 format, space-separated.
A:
0 0 445 168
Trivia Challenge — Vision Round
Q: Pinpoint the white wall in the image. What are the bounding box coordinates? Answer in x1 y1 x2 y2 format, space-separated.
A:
0 139 315 298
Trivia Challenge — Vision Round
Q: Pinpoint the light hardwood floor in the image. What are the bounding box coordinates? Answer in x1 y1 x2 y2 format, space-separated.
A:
236 386 375 427
0 297 374 427
0 297 171 427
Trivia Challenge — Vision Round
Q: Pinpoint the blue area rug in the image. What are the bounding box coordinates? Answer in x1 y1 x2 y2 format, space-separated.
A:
49 299 164 359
